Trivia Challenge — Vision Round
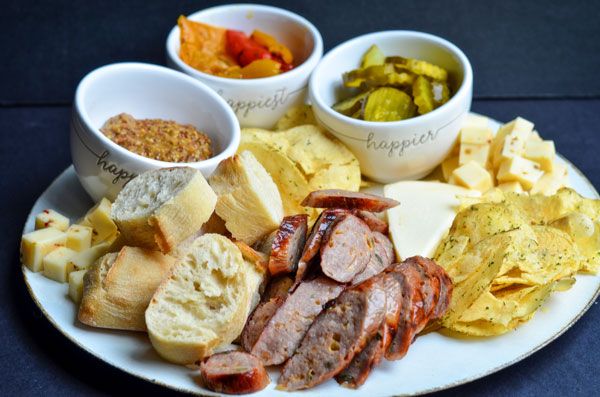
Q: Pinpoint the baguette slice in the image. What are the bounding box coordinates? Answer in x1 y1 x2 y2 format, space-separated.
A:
146 234 265 365
209 151 283 245
78 247 175 331
111 167 216 253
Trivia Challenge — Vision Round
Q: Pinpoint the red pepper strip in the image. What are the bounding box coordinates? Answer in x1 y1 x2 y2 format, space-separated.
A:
226 29 272 67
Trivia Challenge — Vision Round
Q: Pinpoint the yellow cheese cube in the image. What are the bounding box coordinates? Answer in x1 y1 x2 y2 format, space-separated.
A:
42 247 77 283
492 131 528 169
21 227 67 272
524 140 555 172
492 117 534 158
66 224 93 252
447 174 458 185
441 156 459 181
529 130 543 142
85 198 118 245
462 114 489 130
68 241 112 270
452 161 494 192
497 181 525 193
459 142 490 167
530 172 564 196
460 127 493 145
68 269 87 304
496 156 544 190
35 209 70 232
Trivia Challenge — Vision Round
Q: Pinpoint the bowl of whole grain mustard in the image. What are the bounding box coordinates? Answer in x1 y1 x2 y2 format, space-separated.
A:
71 62 240 202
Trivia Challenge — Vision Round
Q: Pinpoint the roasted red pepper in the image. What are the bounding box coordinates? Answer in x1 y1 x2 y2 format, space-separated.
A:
226 30 272 67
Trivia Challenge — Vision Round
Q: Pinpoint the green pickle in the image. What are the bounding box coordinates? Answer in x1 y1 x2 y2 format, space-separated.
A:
333 45 452 122
363 87 416 122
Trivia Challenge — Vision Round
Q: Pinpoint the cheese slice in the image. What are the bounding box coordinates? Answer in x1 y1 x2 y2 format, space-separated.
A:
384 181 481 261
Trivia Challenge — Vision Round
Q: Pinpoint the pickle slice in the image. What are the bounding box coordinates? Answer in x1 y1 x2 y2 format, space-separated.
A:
332 90 371 116
387 56 448 81
432 81 451 106
412 75 436 115
361 45 385 68
344 64 414 89
363 87 416 122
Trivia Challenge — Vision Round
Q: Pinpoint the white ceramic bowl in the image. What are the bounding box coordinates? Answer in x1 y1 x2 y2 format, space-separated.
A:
71 62 240 202
166 4 323 128
309 31 473 183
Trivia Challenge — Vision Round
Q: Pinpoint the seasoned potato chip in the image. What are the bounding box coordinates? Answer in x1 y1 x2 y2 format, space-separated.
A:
275 105 317 130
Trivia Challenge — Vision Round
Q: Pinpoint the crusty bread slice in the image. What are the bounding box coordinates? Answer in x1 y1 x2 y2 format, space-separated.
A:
209 151 283 245
78 247 175 331
145 233 265 365
111 167 216 253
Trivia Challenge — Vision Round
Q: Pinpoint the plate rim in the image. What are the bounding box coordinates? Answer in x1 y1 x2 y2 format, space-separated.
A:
20 150 600 396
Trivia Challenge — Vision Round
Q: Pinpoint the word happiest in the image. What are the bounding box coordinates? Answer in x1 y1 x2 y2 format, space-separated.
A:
223 87 292 117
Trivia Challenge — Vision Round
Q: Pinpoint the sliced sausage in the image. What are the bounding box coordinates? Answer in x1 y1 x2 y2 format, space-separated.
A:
355 210 389 234
336 330 384 389
268 214 308 276
251 276 344 366
352 232 394 285
385 261 428 361
199 351 269 394
278 277 386 391
301 189 400 212
320 214 373 283
294 209 349 286
381 271 404 351
404 257 440 319
241 276 294 352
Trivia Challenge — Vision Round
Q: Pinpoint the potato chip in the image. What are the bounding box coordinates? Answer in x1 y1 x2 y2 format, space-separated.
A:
275 105 317 130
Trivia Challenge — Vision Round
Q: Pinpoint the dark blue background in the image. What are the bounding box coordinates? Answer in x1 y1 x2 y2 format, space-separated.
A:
1 1 599 396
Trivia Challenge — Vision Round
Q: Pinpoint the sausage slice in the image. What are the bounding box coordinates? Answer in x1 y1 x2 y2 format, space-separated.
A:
294 209 349 286
251 276 344 366
336 330 384 389
320 214 373 283
301 189 399 212
199 351 269 394
278 277 386 391
268 214 308 276
351 232 394 285
355 210 389 234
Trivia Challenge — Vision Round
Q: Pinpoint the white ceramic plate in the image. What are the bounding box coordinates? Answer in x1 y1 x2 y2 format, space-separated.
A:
22 119 600 396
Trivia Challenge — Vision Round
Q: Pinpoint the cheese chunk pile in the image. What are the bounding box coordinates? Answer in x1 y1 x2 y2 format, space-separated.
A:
442 114 567 195
21 198 121 303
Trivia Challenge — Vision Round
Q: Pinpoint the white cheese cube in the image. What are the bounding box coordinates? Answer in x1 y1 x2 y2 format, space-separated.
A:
530 161 569 195
42 247 77 283
460 127 493 145
66 224 93 252
85 198 118 245
35 209 70 232
462 114 490 130
441 156 459 181
21 227 67 272
496 156 544 190
68 241 112 270
459 142 491 167
68 269 87 304
529 130 543 142
493 131 528 169
452 161 494 192
497 181 525 193
492 117 534 157
524 140 555 172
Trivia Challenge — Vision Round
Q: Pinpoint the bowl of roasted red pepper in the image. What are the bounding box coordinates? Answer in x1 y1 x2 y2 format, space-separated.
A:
166 4 323 128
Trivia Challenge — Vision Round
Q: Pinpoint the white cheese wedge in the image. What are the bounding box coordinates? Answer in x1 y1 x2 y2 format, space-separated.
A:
68 269 87 304
524 140 556 172
35 209 70 232
21 227 67 272
452 161 494 192
384 181 481 261
42 246 77 283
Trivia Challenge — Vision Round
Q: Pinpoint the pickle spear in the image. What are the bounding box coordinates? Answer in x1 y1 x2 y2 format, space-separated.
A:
363 87 416 122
